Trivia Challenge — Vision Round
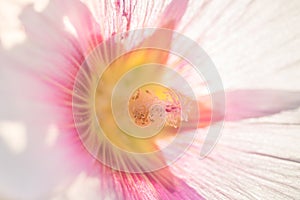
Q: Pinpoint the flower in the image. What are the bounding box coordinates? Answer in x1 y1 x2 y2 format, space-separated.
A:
0 0 300 199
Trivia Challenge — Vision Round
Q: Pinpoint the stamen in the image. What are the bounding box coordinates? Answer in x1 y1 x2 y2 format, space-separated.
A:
128 84 182 128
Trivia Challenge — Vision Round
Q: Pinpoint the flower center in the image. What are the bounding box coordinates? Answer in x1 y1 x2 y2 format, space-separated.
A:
128 84 181 128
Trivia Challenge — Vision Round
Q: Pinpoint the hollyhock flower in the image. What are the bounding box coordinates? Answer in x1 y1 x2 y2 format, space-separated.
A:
0 0 300 199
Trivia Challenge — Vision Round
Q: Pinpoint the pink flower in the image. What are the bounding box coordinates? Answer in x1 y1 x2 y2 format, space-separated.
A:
0 0 300 199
